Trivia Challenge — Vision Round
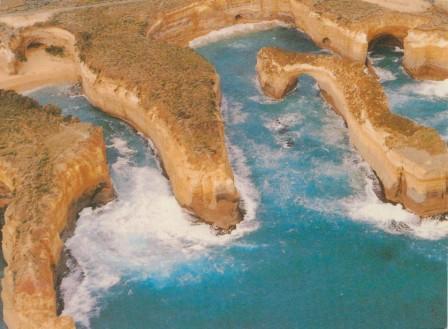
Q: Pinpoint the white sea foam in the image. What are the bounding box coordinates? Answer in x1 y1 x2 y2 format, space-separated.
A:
400 79 448 99
345 161 448 241
189 20 292 48
222 98 248 124
249 75 288 104
368 55 385 64
292 139 448 241
264 112 304 133
108 137 135 156
61 136 258 328
372 66 397 82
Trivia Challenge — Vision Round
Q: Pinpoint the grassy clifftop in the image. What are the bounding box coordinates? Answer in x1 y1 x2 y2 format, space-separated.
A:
49 1 226 157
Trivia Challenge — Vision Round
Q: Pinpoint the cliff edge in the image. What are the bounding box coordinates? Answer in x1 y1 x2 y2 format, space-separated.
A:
0 90 114 329
257 47 448 216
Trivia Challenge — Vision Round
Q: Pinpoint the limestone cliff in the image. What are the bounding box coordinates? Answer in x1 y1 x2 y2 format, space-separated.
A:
0 90 114 329
0 5 244 230
289 0 448 80
403 28 448 80
257 47 448 216
0 1 446 328
147 0 293 46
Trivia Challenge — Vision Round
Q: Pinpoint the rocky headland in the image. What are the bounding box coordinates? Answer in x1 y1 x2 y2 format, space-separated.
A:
289 0 448 80
257 47 448 216
0 90 114 329
0 0 447 328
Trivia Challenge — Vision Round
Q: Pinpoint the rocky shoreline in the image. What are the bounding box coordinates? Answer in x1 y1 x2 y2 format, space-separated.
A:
257 47 448 216
0 0 447 328
0 90 114 329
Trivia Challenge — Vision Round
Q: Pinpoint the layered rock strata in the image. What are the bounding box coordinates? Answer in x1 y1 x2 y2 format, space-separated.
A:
289 0 448 80
0 90 114 329
0 4 243 230
147 0 293 45
0 1 447 327
403 28 448 80
257 47 448 216
149 0 448 79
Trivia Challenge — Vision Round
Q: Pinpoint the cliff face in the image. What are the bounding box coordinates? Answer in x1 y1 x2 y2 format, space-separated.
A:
79 63 241 229
148 0 293 45
0 1 445 328
403 29 448 80
257 47 448 216
1 1 445 233
0 4 244 230
289 0 448 80
0 90 114 329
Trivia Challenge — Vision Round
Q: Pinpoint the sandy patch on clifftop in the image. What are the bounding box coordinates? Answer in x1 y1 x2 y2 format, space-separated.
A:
0 48 78 92
360 0 432 13
0 10 55 28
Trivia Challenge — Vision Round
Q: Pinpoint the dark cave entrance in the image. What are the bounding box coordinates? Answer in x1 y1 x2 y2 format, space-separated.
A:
368 34 403 52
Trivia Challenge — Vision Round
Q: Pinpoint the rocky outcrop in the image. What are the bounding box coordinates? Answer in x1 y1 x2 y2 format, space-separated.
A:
1 0 445 235
289 0 448 80
0 1 446 328
147 0 293 46
0 90 114 329
0 18 242 230
257 47 448 216
150 0 448 80
79 62 241 229
403 28 448 80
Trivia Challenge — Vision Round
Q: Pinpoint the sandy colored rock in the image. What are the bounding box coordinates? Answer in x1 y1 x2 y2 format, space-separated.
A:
257 47 448 216
0 90 114 329
0 1 447 328
289 0 448 80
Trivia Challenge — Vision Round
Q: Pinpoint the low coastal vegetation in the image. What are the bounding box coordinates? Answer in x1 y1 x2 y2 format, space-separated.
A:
0 90 81 203
47 1 226 157
0 89 113 329
45 45 65 57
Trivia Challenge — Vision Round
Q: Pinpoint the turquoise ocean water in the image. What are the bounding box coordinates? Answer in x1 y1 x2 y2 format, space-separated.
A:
4 27 447 329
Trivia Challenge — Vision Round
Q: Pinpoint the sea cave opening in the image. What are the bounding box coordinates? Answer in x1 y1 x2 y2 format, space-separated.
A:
368 34 403 53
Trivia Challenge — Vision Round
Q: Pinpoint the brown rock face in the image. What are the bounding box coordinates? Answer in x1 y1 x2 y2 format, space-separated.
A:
257 47 448 217
403 29 448 81
0 90 115 329
289 0 448 80
1 22 244 230
147 0 293 45
79 63 242 230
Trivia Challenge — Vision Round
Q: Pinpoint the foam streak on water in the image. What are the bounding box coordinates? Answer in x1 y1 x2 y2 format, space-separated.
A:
346 160 448 241
189 21 292 48
400 79 448 99
26 28 447 329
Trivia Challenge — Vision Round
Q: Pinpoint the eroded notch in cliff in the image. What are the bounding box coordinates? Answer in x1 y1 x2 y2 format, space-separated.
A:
368 34 403 52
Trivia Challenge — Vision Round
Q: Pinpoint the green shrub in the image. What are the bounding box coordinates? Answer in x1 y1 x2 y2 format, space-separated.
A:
45 45 65 57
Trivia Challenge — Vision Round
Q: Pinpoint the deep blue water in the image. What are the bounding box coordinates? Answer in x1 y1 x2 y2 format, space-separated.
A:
20 27 448 329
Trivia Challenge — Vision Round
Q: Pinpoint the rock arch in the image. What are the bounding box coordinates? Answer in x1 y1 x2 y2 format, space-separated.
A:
257 47 448 216
2 27 79 89
368 32 404 51
290 0 448 80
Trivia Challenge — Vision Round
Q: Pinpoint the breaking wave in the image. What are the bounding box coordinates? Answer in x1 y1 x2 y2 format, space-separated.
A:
189 20 292 48
61 133 258 327
372 66 397 82
400 79 448 99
